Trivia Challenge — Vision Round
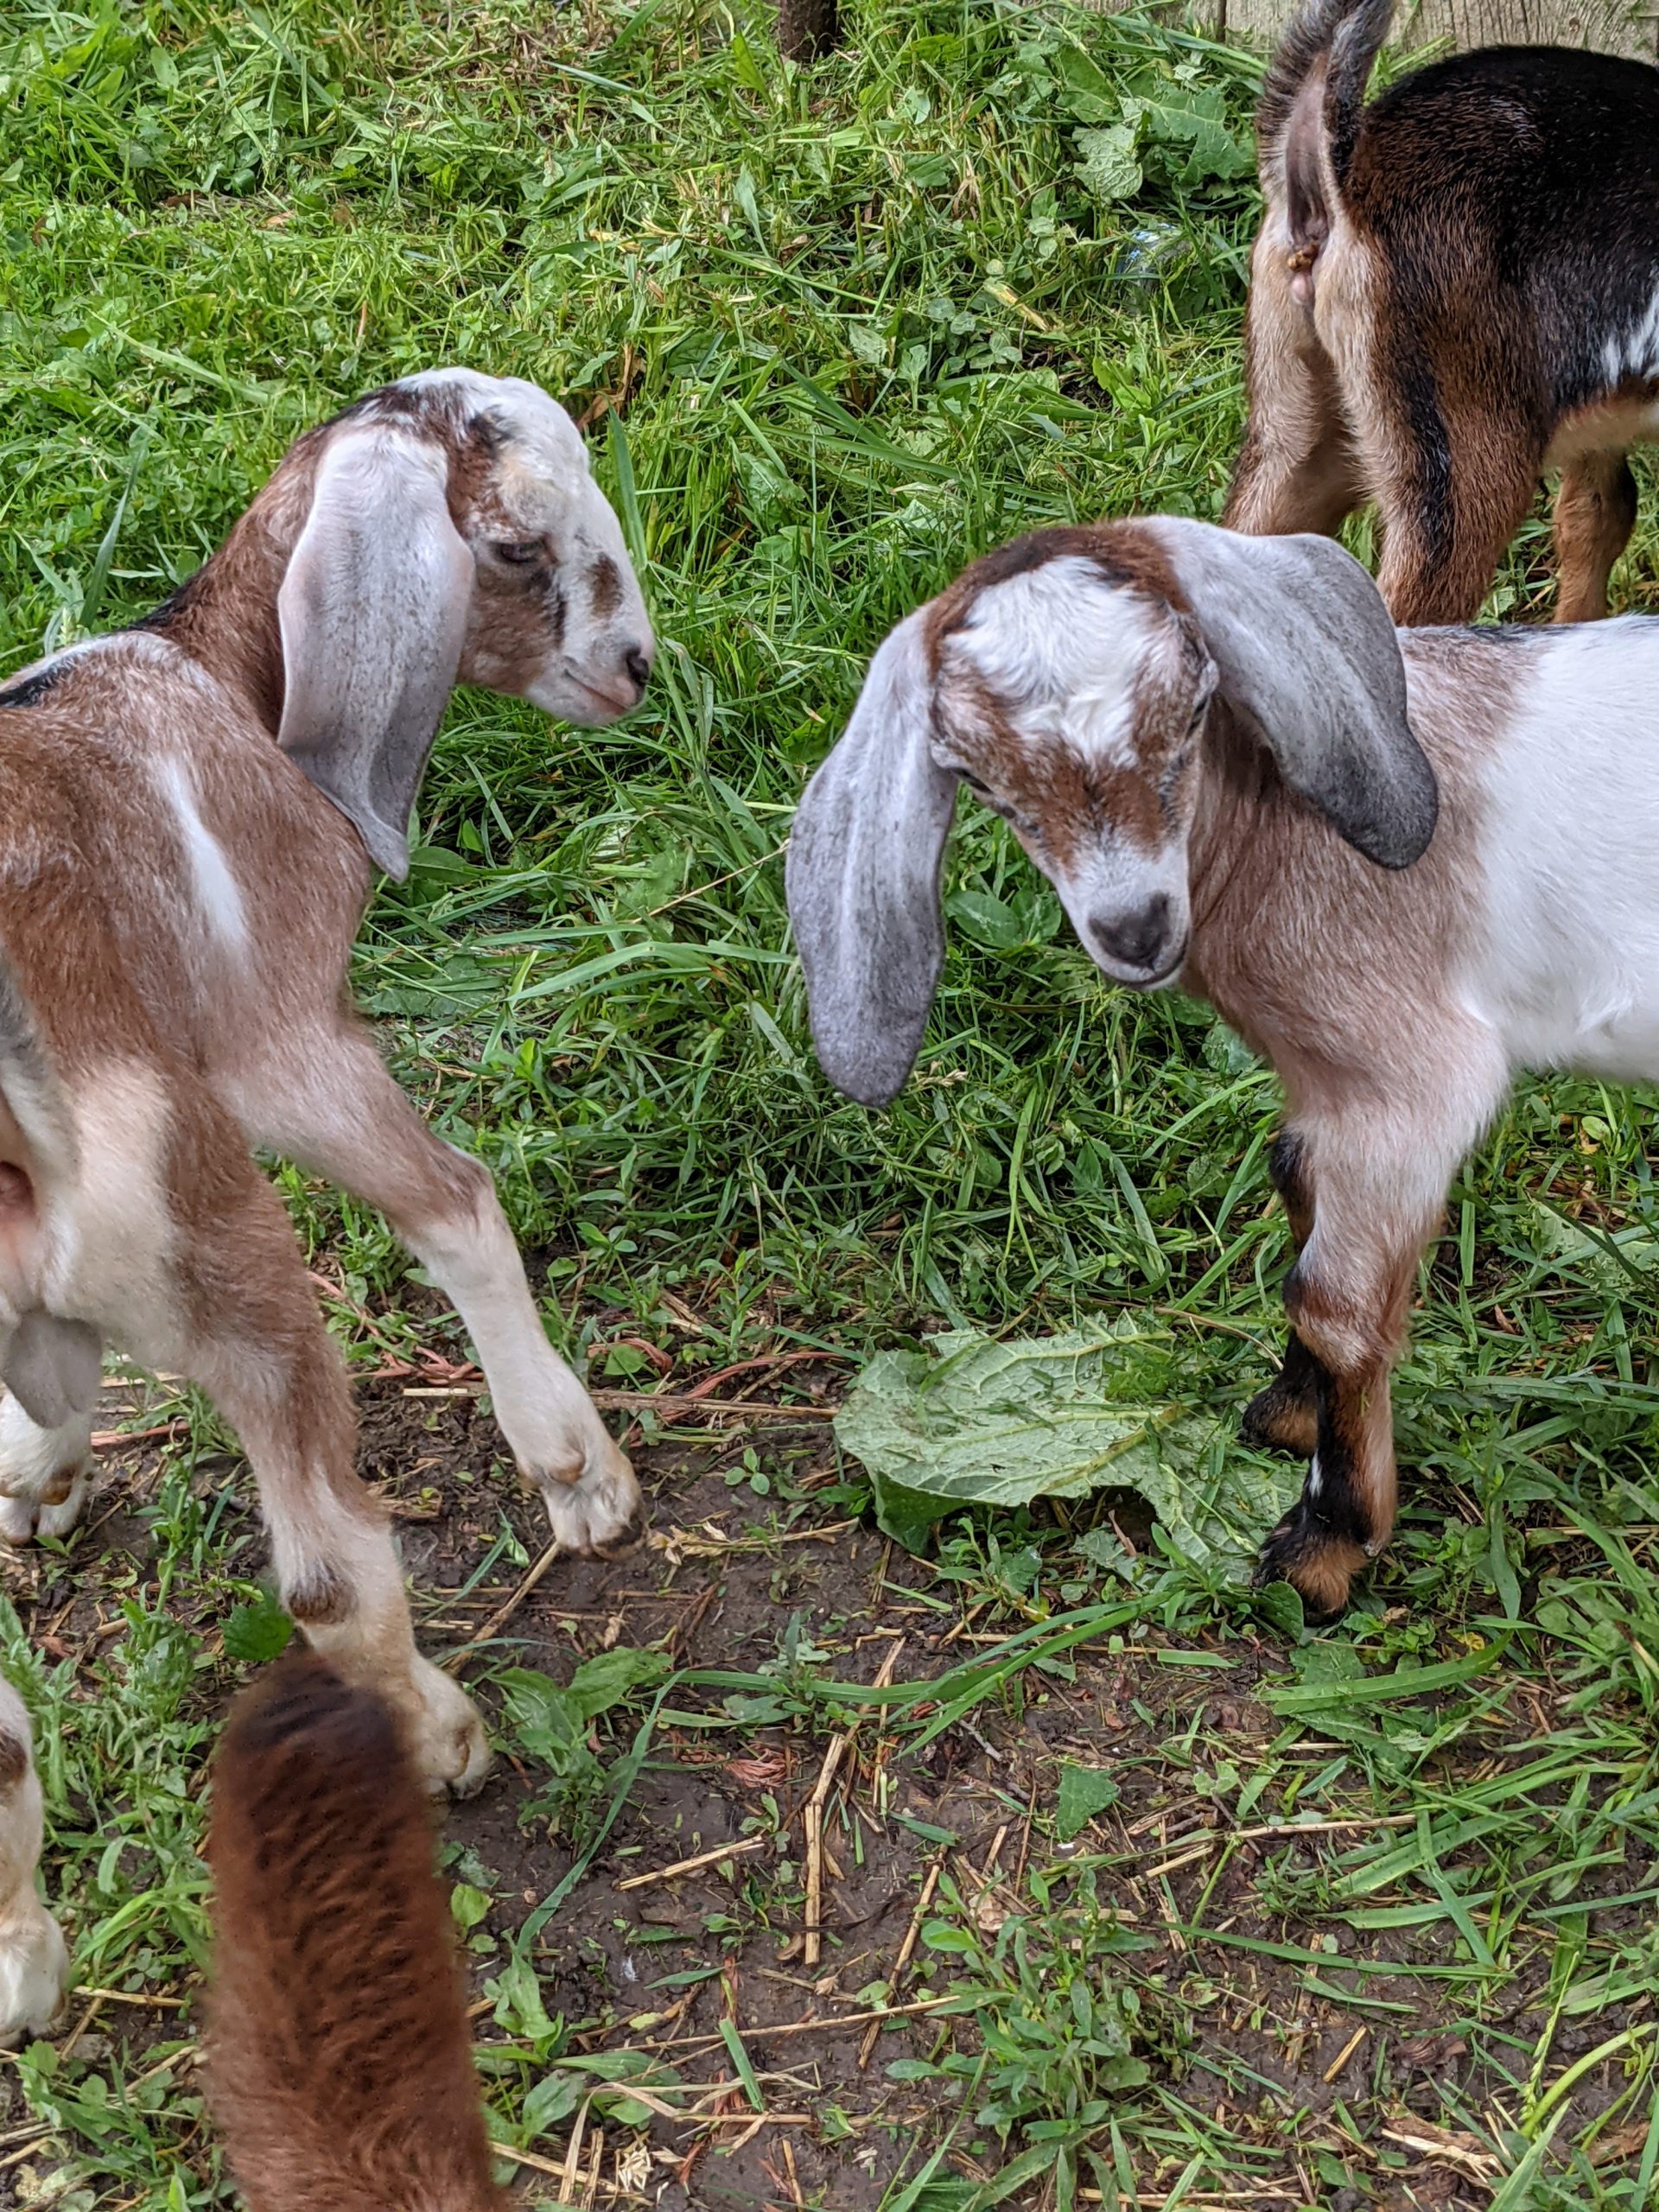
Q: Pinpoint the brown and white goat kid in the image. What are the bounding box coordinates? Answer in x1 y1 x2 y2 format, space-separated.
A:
0 369 652 1911
1225 0 1659 625
203 1653 505 2212
784 518 1659 1621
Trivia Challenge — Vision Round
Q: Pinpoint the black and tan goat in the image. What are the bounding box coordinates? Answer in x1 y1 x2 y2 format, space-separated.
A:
1226 0 1659 624
786 519 1659 1620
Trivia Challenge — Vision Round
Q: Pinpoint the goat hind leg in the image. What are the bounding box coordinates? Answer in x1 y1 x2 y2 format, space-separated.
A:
1373 400 1541 626
171 1119 488 1795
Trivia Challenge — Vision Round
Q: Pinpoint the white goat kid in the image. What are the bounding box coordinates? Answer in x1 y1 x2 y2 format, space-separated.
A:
788 518 1656 1624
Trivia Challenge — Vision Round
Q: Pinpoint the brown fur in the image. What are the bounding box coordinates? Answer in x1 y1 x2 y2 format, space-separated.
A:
204 1656 505 2212
921 526 1529 1615
0 375 648 1818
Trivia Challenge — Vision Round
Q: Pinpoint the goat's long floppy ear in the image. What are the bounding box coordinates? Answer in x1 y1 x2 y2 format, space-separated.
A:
785 610 958 1109
1147 518 1437 868
277 429 474 881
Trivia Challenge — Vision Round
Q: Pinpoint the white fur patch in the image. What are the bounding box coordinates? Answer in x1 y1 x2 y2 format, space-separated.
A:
1602 284 1659 387
951 558 1159 766
400 365 591 531
1460 620 1659 1080
154 757 250 953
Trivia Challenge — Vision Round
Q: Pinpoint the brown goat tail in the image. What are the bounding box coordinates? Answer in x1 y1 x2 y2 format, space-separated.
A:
203 1654 503 2212
1257 0 1392 190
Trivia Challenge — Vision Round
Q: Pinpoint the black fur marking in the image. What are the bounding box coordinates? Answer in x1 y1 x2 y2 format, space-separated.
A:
0 664 65 710
1241 1332 1321 1459
129 569 207 635
1349 50 1659 425
1268 1128 1308 1211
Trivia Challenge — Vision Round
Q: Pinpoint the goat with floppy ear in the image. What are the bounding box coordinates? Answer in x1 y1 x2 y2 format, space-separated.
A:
789 517 1659 1619
203 1653 506 2212
0 369 653 2033
1225 0 1659 625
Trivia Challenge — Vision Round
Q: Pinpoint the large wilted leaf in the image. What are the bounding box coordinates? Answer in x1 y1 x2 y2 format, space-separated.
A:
834 1323 1299 1570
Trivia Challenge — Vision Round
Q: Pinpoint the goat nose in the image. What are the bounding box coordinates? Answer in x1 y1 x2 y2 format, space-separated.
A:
1089 896 1173 972
622 644 652 699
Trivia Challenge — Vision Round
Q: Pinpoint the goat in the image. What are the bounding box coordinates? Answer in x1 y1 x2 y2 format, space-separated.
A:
0 368 654 2034
782 515 1659 1622
1224 0 1659 626
202 1653 505 2212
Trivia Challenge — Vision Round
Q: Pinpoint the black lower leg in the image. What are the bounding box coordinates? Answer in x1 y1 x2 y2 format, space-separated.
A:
1255 1346 1375 1621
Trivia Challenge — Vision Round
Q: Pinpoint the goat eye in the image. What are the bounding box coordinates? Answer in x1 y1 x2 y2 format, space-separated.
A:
493 540 544 566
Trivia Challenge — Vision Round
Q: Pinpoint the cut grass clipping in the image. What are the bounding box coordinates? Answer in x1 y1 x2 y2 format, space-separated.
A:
4 0 1659 2205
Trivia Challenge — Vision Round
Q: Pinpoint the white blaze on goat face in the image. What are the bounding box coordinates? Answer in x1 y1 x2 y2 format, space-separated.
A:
932 550 1212 988
398 367 653 727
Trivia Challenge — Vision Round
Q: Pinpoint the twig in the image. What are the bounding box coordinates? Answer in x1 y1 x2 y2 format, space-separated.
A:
859 1850 944 2069
804 1637 904 1968
1322 2024 1369 2083
559 2095 594 2203
442 1540 559 1668
657 1989 964 2056
488 2139 645 2202
597 1390 835 1424
614 1834 767 1891
76 1986 188 2010
91 1421 186 1452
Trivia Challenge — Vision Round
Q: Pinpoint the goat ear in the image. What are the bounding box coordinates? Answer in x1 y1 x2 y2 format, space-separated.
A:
1147 518 1438 868
785 610 958 1109
3 1313 99 1430
277 430 474 881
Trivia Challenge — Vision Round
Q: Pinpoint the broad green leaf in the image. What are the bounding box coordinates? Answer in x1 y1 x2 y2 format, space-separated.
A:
1075 124 1141 203
1056 1763 1121 1841
221 1592 294 1665
449 1882 492 1930
567 1645 671 1722
834 1324 1298 1567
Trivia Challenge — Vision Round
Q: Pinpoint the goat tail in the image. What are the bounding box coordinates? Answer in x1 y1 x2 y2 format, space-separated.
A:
1257 0 1391 198
203 1653 503 2212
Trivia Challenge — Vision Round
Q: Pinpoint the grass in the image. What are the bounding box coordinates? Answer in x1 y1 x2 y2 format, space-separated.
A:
3 0 1659 2206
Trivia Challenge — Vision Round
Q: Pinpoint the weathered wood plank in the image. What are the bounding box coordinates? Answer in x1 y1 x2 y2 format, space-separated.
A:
1210 0 1656 57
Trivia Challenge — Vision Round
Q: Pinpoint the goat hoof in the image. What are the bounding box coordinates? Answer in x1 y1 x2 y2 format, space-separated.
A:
1255 1510 1366 1626
539 1451 647 1560
406 1658 492 1802
0 1465 91 1548
1239 1388 1318 1459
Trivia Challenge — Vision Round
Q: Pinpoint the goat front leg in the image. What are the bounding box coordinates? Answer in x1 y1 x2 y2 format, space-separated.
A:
243 1032 642 1558
162 1119 488 1796
1241 1130 1320 1459
0 1677 67 2043
1252 1105 1472 1621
